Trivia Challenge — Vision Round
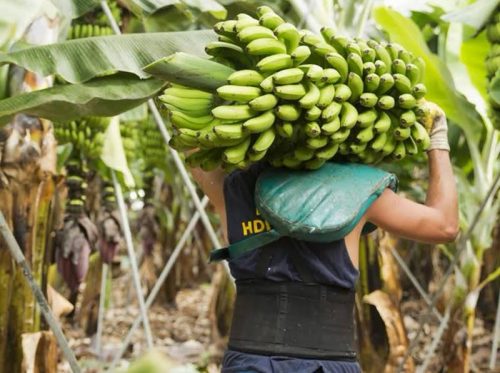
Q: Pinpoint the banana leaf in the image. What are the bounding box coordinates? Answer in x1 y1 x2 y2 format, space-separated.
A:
48 0 100 19
143 52 234 91
489 73 500 105
0 0 45 48
120 0 226 18
442 0 500 31
0 30 217 84
0 74 166 125
461 31 490 103
374 7 484 142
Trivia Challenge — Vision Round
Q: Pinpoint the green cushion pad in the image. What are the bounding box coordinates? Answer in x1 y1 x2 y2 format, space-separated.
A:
255 162 398 242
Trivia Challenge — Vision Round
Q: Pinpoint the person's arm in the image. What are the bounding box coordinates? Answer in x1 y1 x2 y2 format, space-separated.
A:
190 167 227 238
365 103 459 244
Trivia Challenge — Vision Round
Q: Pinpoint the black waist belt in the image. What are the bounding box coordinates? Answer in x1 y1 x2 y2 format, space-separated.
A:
228 280 357 361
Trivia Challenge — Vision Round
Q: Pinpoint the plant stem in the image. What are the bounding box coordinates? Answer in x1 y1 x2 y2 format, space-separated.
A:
0 211 81 373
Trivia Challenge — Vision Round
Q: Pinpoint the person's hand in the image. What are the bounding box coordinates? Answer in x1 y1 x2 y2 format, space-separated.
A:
422 102 450 152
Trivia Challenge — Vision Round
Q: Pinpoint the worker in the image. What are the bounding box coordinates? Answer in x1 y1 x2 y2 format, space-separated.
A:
190 102 458 373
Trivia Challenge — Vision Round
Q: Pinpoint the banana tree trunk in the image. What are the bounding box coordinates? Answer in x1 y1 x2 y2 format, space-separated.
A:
0 15 58 372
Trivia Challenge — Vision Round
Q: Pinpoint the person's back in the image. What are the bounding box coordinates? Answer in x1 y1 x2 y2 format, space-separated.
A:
190 103 458 373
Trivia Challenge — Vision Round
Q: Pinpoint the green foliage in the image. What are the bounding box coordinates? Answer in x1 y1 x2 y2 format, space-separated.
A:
0 74 166 125
0 31 217 84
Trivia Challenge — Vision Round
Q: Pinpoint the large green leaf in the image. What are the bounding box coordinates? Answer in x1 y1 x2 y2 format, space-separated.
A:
0 74 166 125
49 0 100 19
442 0 500 31
0 30 217 83
373 7 484 141
461 31 489 103
489 73 500 105
143 52 234 91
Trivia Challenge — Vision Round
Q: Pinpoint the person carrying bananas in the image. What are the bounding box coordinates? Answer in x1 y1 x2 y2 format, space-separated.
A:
190 102 458 373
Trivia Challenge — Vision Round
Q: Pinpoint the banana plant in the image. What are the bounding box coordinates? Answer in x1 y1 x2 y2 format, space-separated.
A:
375 3 500 372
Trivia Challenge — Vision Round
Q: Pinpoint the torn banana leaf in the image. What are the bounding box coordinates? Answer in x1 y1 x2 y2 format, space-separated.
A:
0 74 166 125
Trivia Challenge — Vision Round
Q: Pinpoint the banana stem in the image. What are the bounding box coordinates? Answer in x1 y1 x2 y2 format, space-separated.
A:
95 262 108 358
0 211 81 373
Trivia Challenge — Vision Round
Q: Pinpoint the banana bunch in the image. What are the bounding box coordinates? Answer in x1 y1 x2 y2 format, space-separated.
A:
67 23 114 40
486 6 500 130
64 158 89 215
138 118 169 170
120 120 138 163
54 117 108 159
166 6 431 171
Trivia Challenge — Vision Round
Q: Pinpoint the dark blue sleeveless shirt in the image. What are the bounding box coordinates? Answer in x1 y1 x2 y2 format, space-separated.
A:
223 162 359 287
222 162 361 373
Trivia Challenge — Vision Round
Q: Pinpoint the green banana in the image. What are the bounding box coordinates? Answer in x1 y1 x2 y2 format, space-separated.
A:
377 95 395 110
375 60 388 75
334 84 352 102
205 41 250 67
374 112 392 133
322 101 342 122
356 109 378 128
257 53 293 72
305 121 321 137
400 110 416 127
213 124 244 139
294 146 316 161
305 106 322 121
392 141 406 160
405 63 420 85
391 59 406 75
331 128 351 143
235 14 260 32
393 73 412 93
340 102 358 128
274 84 306 100
169 111 214 130
326 53 349 82
252 127 276 152
404 136 418 155
212 105 256 120
224 137 251 164
160 95 212 111
347 53 363 76
356 125 375 143
291 45 312 66
394 126 411 140
260 75 275 93
275 104 302 121
276 122 295 138
242 110 275 133
398 50 413 64
228 70 265 86
364 73 380 93
322 68 341 84
374 45 393 71
347 72 364 102
363 62 376 75
300 64 324 82
359 93 378 108
272 68 305 84
411 121 431 150
330 35 349 55
398 94 417 109
313 42 337 57
246 38 287 55
376 74 395 95
361 47 376 63
217 85 262 102
214 20 238 37
248 148 268 161
411 83 427 99
317 84 336 108
304 157 326 170
282 154 303 169
237 25 276 43
249 94 278 111
316 142 339 160
320 27 336 44
381 134 396 156
256 5 274 17
259 12 285 30
346 42 361 56
321 117 341 135
306 135 329 149
163 86 213 100
350 142 367 154
370 132 388 151
274 22 301 52
299 81 321 108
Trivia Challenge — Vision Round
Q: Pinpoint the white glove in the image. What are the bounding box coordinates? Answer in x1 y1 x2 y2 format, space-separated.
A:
426 103 450 152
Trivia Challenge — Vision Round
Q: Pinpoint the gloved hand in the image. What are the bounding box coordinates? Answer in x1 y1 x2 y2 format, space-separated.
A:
426 102 450 152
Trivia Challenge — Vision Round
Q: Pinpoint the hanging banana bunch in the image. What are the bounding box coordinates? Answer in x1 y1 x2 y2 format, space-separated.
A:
97 181 122 264
166 7 431 171
486 5 500 130
54 117 107 159
55 157 99 294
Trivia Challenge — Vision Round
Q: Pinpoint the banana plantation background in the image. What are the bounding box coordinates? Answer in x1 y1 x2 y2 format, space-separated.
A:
0 0 498 372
